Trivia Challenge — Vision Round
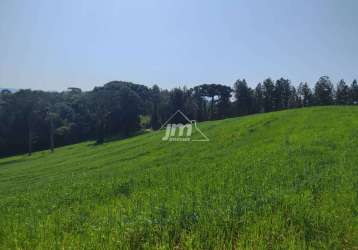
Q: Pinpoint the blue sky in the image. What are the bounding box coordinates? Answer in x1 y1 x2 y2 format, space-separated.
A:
0 0 357 91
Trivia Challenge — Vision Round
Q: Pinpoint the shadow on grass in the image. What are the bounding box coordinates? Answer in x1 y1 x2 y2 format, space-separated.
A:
0 157 29 167
88 129 152 147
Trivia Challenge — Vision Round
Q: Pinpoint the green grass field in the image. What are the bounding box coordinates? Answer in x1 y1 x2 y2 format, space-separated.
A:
1 106 358 249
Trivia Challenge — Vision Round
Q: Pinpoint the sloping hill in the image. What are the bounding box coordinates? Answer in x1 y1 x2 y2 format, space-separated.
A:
1 106 358 249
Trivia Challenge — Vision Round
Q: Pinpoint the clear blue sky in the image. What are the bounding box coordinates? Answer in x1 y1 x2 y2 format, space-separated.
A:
0 0 357 91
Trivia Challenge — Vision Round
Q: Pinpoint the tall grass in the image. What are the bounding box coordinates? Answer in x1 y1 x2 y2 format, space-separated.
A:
0 106 358 249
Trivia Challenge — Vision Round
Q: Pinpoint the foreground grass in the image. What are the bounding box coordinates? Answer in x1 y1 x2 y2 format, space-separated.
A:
1 106 358 249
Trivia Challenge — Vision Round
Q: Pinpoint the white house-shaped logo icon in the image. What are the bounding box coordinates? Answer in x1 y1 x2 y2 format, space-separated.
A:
161 110 209 142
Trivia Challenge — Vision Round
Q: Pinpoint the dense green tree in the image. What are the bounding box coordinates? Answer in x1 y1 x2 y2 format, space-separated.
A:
202 84 220 120
91 87 111 144
196 84 232 120
192 86 208 121
46 108 57 153
253 83 264 113
336 80 350 105
350 79 358 104
262 78 275 112
150 85 161 130
234 79 251 116
314 76 334 105
216 85 232 118
298 82 313 107
274 78 291 110
14 90 47 155
288 85 299 108
0 92 16 155
169 88 185 112
116 86 142 135
183 87 199 120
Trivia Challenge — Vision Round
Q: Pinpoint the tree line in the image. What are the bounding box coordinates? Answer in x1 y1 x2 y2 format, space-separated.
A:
0 76 357 157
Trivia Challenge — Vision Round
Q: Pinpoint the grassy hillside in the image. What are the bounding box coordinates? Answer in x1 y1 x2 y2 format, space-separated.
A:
1 106 358 249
